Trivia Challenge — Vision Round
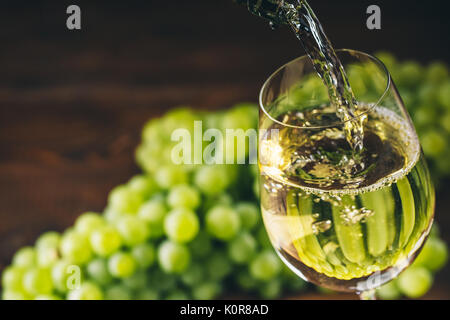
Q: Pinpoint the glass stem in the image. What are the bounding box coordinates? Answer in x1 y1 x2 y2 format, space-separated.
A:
359 289 376 300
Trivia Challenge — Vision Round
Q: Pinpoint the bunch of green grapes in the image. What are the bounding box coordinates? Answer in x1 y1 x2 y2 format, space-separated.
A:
1 104 307 300
134 105 308 299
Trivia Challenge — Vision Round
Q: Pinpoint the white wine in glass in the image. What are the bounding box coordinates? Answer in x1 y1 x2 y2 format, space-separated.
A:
258 50 435 297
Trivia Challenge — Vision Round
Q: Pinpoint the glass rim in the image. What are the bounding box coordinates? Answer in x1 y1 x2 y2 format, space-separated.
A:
259 49 392 130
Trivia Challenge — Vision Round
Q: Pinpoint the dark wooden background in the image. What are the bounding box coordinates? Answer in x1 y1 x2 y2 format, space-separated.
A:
0 0 449 299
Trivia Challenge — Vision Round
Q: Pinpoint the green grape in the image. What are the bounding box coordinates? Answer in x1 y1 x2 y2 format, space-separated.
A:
236 271 258 290
2 290 29 300
136 289 159 300
259 279 282 299
440 112 450 134
68 282 103 300
250 251 282 281
23 267 53 296
155 165 188 189
108 252 137 278
436 152 450 175
138 198 168 238
374 51 397 71
74 212 105 236
420 130 446 157
86 258 113 286
228 233 257 264
302 74 328 93
217 193 234 206
253 178 260 198
51 260 76 292
157 240 190 274
148 269 177 291
204 111 224 130
222 103 258 132
376 281 401 300
235 102 259 120
396 61 423 88
131 243 156 268
226 165 239 183
12 246 37 268
35 294 62 300
430 224 440 238
202 193 233 212
60 231 93 265
189 231 212 258
149 192 165 202
194 166 230 196
142 118 166 143
412 107 437 127
426 62 448 84
206 205 240 240
414 237 448 271
104 284 132 300
36 246 59 267
163 107 199 133
192 282 221 300
257 226 272 249
123 271 148 290
90 225 122 257
128 174 159 199
438 81 450 109
288 75 327 106
166 290 189 300
206 252 232 280
316 286 336 295
103 207 124 223
418 84 437 105
115 216 150 246
2 266 25 291
235 202 260 230
136 143 163 173
108 185 143 214
167 184 200 209
397 266 433 299
35 232 61 250
250 163 258 176
280 264 307 292
399 90 416 110
181 264 204 287
164 208 199 243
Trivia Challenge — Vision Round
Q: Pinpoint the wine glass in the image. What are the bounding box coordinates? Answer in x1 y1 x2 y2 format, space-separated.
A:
258 49 435 299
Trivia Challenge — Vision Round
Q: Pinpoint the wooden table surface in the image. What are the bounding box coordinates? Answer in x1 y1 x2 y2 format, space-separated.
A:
0 0 449 299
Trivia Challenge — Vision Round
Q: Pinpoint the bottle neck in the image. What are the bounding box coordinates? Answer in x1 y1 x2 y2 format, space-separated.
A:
236 0 291 26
